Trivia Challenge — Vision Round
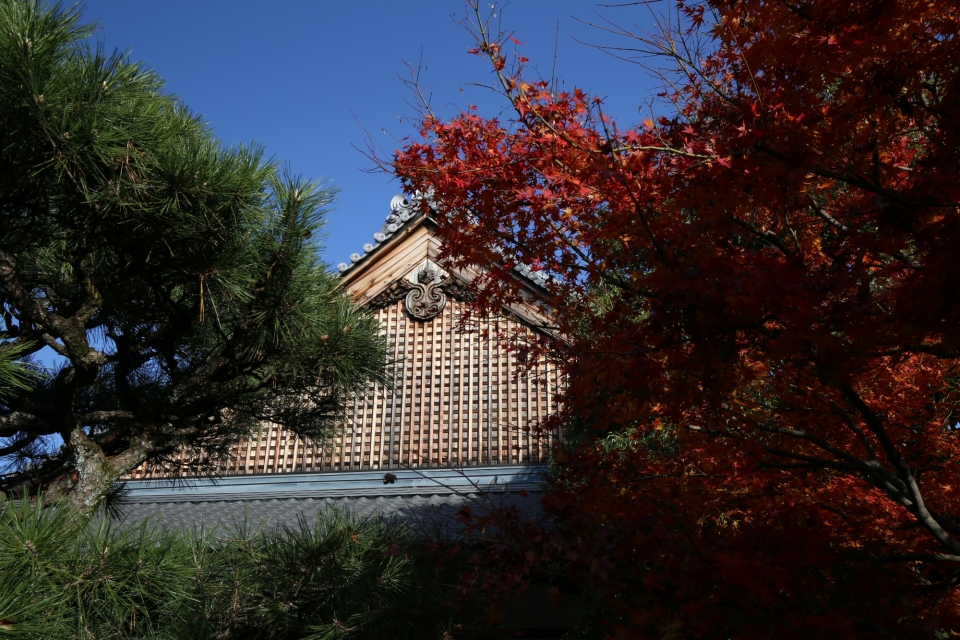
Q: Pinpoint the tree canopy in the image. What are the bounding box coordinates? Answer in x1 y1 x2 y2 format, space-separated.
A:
0 0 388 511
395 0 960 635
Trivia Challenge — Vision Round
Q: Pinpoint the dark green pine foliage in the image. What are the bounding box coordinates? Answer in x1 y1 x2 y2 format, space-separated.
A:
0 337 35 402
0 0 389 510
0 497 483 639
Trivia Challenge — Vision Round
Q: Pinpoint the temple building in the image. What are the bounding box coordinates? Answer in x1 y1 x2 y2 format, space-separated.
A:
123 193 559 501
128 192 559 480
226 193 558 475
118 193 568 635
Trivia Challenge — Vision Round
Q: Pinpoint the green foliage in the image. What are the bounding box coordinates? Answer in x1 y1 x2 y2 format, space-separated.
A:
0 336 37 402
0 0 389 502
0 496 481 639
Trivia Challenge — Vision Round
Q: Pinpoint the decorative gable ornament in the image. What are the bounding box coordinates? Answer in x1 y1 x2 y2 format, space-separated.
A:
405 263 447 320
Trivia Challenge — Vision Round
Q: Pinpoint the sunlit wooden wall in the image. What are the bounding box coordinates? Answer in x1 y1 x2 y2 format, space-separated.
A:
128 297 558 479
220 297 557 474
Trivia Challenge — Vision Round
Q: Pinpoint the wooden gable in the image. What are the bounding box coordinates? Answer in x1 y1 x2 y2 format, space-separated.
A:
130 194 559 478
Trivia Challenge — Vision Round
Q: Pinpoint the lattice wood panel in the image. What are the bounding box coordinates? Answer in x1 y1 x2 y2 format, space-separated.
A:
128 299 558 479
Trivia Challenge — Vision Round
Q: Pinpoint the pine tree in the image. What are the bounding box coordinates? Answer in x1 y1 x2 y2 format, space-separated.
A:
0 0 388 511
0 496 482 639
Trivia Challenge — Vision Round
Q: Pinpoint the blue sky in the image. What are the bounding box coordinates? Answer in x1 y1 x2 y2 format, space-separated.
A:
78 0 665 266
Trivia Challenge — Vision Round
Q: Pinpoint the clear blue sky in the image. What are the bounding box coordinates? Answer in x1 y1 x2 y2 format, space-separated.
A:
78 0 664 267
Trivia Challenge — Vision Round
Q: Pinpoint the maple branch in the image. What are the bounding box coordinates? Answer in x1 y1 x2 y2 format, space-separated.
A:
594 102 672 268
398 51 437 121
759 452 915 519
808 200 848 233
731 216 791 256
466 1 678 271
750 417 939 523
759 447 862 473
775 1 815 22
611 144 711 159
754 421 863 465
920 572 960 594
761 144 957 210
827 398 878 460
926 511 960 538
841 385 904 472
910 344 959 359
573 3 742 111
857 552 960 564
842 384 960 556
542 217 658 298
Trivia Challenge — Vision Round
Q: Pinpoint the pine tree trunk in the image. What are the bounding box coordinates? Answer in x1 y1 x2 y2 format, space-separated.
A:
48 428 149 514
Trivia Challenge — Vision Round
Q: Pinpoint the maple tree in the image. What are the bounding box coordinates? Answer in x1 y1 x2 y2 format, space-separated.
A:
394 0 960 636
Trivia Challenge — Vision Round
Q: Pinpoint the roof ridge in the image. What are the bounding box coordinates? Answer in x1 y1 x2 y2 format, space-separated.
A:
336 191 549 289
337 191 433 274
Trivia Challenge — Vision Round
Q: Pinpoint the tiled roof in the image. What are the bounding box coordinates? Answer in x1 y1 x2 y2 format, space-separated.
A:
117 492 542 534
335 192 550 289
336 192 430 275
118 465 546 533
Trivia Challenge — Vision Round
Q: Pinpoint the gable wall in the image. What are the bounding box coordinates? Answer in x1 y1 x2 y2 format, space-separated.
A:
128 297 558 479
208 297 557 475
127 211 559 479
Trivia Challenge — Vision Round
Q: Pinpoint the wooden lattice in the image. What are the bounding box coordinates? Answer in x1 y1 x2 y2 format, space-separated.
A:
127 297 558 478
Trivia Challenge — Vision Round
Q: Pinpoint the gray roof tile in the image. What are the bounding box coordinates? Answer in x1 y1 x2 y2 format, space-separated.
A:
117 491 542 534
117 465 546 534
